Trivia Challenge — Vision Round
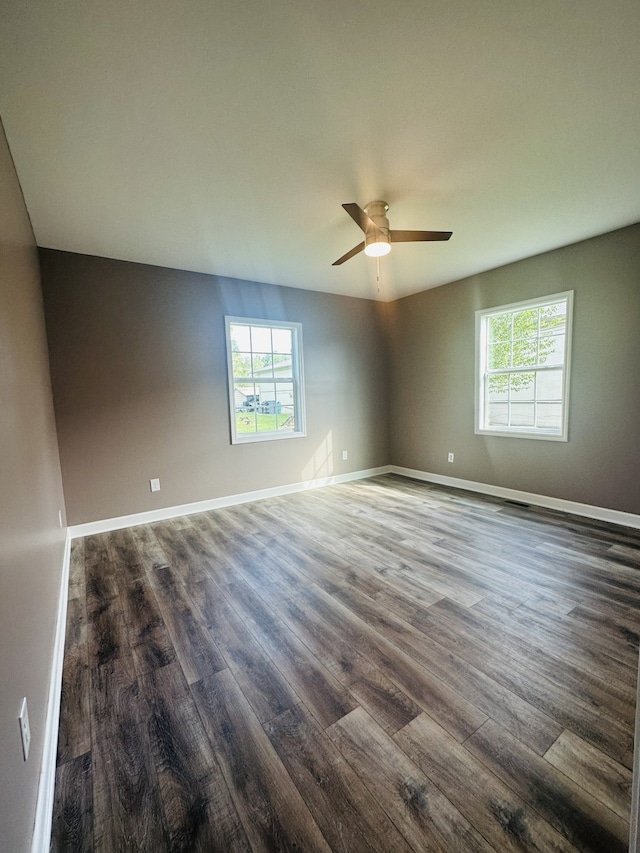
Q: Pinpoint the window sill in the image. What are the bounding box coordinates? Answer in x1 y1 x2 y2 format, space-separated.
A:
475 427 568 442
231 430 307 445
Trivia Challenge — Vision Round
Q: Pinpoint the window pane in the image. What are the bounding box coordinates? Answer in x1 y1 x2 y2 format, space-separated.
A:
272 358 294 379
539 334 564 366
235 383 259 434
252 353 273 377
487 403 508 426
276 398 296 432
510 403 535 427
536 402 562 430
236 410 258 434
232 352 252 378
488 314 511 343
540 303 566 336
488 343 511 370
274 379 294 406
250 326 272 352
510 373 535 400
512 308 538 340
512 338 537 368
537 369 563 401
488 375 508 401
235 382 258 408
272 327 292 354
230 324 251 351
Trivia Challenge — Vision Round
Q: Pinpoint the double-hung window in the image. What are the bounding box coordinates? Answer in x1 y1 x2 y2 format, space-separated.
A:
225 317 306 444
475 291 573 440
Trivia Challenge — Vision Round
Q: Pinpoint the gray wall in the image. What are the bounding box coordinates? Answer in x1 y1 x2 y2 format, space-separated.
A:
40 250 390 525
387 223 640 515
0 123 66 852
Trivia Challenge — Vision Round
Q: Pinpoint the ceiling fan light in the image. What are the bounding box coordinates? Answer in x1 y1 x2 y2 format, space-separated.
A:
364 238 391 257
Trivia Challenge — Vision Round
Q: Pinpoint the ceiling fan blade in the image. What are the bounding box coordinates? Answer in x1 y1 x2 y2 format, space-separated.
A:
342 203 376 233
390 230 452 243
332 241 365 265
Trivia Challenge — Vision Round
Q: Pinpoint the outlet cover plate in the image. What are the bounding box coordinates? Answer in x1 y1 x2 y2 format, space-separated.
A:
150 478 161 492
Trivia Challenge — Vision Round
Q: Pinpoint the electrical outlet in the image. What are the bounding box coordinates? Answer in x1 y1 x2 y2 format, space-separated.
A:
149 478 161 492
342 450 348 461
18 698 30 761
447 452 454 463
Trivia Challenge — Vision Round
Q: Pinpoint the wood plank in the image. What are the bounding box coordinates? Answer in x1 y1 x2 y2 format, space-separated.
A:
127 523 171 572
227 551 422 735
148 564 226 683
50 753 93 853
106 527 145 583
465 719 628 852
191 669 332 853
85 556 119 617
259 547 559 751
567 601 640 653
191 576 300 723
83 533 111 567
544 729 632 822
118 575 176 675
151 521 208 586
394 713 580 853
225 577 358 729
469 596 637 694
483 596 639 670
328 707 496 853
57 597 90 763
431 597 635 721
402 595 635 768
140 662 251 852
86 590 126 669
67 538 85 602
264 702 415 853
91 659 168 852
90 655 139 743
255 547 558 751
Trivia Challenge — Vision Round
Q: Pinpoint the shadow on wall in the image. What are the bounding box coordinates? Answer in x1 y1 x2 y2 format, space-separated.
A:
302 431 334 482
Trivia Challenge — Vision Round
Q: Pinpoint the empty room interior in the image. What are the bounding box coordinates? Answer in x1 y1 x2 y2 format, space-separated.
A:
2 2 640 851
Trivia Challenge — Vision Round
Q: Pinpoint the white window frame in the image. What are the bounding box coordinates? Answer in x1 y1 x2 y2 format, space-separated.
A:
225 316 306 445
475 291 573 441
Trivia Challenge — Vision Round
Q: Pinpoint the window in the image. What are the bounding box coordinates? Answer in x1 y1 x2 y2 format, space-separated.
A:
225 317 306 444
475 291 573 441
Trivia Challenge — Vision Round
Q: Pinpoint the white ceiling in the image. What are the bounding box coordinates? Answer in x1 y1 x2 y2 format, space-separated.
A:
1 0 639 301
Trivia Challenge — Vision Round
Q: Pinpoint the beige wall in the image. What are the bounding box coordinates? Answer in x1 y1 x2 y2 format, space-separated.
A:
0 123 66 852
40 250 390 525
387 223 640 515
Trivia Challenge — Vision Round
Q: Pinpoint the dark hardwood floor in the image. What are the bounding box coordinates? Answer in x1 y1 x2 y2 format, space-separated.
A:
51 474 640 852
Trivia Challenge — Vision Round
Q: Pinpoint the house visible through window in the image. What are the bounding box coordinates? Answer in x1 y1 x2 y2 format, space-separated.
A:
225 317 306 444
475 292 573 440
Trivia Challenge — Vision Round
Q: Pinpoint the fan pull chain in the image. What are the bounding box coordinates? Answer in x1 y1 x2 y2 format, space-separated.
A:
376 256 381 294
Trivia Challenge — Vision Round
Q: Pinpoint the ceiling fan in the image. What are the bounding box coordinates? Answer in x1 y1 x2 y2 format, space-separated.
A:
332 200 452 265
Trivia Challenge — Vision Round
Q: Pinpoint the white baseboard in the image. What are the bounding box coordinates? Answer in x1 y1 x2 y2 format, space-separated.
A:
69 463 640 537
68 466 392 538
389 465 640 530
31 530 71 853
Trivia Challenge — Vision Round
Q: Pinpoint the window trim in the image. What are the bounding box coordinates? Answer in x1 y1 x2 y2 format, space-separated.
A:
474 291 574 442
225 316 306 445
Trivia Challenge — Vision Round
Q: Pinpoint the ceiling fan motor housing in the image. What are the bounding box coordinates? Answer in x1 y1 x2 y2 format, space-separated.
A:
364 200 390 249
